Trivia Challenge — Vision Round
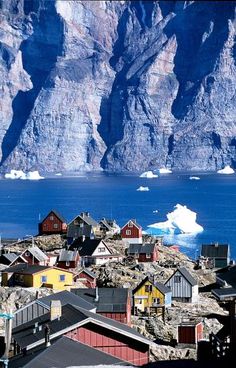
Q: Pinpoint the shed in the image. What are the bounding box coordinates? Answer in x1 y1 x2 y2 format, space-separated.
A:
178 320 203 345
201 243 230 268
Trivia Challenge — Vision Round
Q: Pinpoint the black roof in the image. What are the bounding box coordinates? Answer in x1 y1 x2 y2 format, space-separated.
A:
133 276 171 295
41 210 67 224
201 244 229 258
212 287 236 301
3 263 49 274
128 243 155 255
71 288 129 312
36 290 95 311
216 265 236 287
0 253 18 264
71 238 110 256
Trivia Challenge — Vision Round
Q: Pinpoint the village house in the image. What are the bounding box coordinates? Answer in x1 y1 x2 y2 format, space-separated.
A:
0 252 21 266
71 287 131 325
127 243 158 262
133 276 171 316
98 218 120 237
15 246 49 266
13 290 96 328
70 238 122 266
200 243 230 268
165 267 198 303
74 268 97 288
11 303 152 366
38 210 67 235
215 264 236 288
67 212 100 243
177 320 203 346
56 249 80 269
121 219 142 244
1 264 73 290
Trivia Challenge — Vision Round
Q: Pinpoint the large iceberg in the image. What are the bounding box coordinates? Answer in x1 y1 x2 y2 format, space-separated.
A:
140 171 158 178
217 165 234 174
137 186 149 191
5 170 44 180
159 168 172 174
147 204 203 235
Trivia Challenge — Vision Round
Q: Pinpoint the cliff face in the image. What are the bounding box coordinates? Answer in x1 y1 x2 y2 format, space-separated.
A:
0 0 236 173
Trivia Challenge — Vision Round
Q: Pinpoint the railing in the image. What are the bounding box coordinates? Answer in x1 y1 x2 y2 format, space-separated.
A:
210 333 230 359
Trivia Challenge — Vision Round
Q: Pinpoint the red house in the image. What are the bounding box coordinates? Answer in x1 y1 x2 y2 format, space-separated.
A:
38 210 67 235
121 219 142 244
18 246 49 266
75 268 97 288
57 249 80 269
127 243 158 262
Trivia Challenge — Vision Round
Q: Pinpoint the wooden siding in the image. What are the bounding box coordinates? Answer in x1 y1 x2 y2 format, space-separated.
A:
99 312 127 324
13 303 48 328
77 271 96 288
178 323 203 344
165 270 192 300
121 223 142 239
39 212 67 235
66 323 149 366
134 280 165 312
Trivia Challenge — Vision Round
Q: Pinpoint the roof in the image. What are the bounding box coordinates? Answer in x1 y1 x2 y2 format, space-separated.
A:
22 246 48 262
13 303 152 351
133 276 170 295
212 287 236 301
1 252 18 263
36 290 95 311
216 265 236 287
16 336 129 368
201 244 229 258
165 267 198 286
71 288 129 312
77 268 96 279
122 219 142 230
71 238 111 256
40 210 67 224
2 263 50 275
128 243 155 255
58 249 79 262
68 212 98 227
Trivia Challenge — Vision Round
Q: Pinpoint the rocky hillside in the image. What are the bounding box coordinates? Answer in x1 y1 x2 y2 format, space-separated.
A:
1 0 236 173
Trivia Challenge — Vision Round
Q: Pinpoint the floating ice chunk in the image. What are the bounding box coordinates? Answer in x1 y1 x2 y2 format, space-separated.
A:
153 210 159 213
147 204 203 235
217 165 234 174
140 171 158 178
5 169 44 180
159 168 172 174
189 176 200 180
137 186 149 191
55 173 62 176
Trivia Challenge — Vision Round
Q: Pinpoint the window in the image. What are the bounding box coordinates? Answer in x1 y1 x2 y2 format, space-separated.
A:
98 247 105 253
145 285 152 292
59 274 65 282
66 261 70 266
174 276 181 283
146 253 151 258
126 230 131 235
41 276 47 283
128 222 133 228
53 223 58 229
50 216 54 221
153 298 160 304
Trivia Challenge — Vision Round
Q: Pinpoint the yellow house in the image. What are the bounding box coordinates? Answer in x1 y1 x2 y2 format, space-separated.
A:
133 277 172 314
1 264 73 290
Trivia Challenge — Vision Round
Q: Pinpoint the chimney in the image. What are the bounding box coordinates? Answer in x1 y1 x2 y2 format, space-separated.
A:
44 324 51 347
215 242 219 247
50 300 62 321
85 212 89 217
94 287 99 302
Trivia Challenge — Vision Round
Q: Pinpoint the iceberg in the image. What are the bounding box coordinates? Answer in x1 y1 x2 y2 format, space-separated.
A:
189 176 200 180
147 204 203 235
5 170 44 180
217 165 234 174
55 173 62 176
159 168 172 174
140 171 158 178
137 186 149 191
153 210 159 213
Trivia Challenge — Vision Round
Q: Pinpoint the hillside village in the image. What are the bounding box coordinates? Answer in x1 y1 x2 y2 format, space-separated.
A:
0 210 235 367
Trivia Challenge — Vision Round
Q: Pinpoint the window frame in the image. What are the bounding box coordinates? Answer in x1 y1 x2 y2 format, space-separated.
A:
59 274 66 282
41 275 47 283
126 229 131 235
174 275 181 283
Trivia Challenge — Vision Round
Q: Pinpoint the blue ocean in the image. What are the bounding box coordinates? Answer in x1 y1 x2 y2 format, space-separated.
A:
0 172 235 260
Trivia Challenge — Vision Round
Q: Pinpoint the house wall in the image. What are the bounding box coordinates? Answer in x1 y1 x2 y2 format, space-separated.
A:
92 242 111 257
165 270 194 302
191 285 199 303
57 260 78 269
178 323 203 344
39 213 67 235
133 280 165 312
13 302 48 328
138 249 158 262
32 269 73 289
121 224 142 241
66 323 149 366
77 272 96 288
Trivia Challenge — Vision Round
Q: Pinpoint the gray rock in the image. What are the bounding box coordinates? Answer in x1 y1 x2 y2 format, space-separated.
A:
1 1 236 172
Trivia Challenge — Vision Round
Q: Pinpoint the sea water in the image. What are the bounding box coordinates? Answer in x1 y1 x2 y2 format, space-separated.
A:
0 172 235 259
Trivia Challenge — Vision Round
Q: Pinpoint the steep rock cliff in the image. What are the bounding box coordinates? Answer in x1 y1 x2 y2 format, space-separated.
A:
0 0 236 172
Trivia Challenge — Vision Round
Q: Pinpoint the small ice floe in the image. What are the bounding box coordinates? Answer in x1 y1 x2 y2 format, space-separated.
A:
139 171 158 178
153 210 159 213
55 173 62 176
159 168 172 174
189 176 200 180
137 186 149 191
5 169 44 180
217 165 235 174
147 204 203 235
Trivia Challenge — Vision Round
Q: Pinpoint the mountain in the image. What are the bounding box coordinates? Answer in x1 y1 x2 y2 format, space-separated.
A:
1 0 236 173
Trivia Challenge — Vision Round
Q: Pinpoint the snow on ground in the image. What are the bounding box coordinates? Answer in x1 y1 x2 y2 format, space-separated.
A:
189 176 200 180
4 170 44 180
139 171 158 178
137 186 149 191
147 204 203 235
217 165 234 174
159 168 172 174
